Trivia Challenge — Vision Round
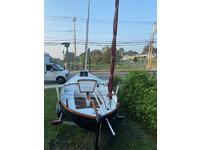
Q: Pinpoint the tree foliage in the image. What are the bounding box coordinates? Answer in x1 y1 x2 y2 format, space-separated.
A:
77 47 143 65
79 52 85 65
89 49 102 64
124 50 138 56
101 47 111 64
141 44 157 55
116 48 124 61
133 57 138 62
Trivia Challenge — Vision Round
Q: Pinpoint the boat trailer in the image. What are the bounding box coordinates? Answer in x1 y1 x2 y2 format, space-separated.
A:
51 87 124 150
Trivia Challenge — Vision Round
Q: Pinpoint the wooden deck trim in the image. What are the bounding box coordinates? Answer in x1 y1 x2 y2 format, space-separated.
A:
60 100 119 120
60 100 96 119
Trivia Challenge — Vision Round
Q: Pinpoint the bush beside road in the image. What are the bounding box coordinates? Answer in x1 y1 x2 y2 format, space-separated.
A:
117 71 157 137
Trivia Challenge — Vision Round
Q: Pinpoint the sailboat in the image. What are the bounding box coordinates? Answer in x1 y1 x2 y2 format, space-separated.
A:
52 0 120 148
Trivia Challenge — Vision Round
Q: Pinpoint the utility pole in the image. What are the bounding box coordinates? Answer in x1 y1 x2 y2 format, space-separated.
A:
146 22 157 70
62 48 65 68
61 42 70 69
72 17 77 70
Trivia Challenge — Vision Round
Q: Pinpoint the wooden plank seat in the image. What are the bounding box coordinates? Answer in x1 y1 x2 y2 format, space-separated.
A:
74 96 100 109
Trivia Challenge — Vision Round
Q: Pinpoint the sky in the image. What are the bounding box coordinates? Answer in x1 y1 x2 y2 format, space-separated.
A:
44 0 157 59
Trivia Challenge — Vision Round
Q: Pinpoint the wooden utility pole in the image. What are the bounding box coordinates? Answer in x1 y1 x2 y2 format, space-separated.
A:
61 42 70 69
146 22 157 70
72 17 77 70
62 48 65 69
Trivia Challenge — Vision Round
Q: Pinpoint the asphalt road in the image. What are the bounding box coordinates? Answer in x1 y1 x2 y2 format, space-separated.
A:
44 71 127 89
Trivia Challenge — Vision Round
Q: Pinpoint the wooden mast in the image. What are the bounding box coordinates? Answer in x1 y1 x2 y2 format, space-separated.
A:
108 0 120 100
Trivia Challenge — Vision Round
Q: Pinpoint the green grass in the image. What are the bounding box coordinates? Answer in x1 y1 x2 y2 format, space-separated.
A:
44 88 156 150
67 59 157 71
89 60 148 70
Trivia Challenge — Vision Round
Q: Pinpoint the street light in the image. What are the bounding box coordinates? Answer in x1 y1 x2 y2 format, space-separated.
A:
61 42 70 69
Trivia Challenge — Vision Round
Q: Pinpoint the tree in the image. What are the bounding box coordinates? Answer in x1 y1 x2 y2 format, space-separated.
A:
90 49 102 64
79 52 85 65
124 50 138 56
116 48 125 61
133 57 138 62
141 44 157 54
101 47 111 64
141 44 149 54
51 58 63 67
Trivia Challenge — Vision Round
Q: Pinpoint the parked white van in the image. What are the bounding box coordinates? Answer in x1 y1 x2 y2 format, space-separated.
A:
44 53 69 84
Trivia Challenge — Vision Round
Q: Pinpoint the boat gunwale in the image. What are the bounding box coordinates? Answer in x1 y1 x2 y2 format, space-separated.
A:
60 100 119 120
64 82 107 87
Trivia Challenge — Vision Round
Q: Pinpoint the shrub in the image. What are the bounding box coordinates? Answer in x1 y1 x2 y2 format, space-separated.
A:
116 71 157 135
133 57 138 62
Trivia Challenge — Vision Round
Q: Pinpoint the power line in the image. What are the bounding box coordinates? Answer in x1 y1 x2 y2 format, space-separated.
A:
44 29 151 35
45 30 75 33
44 39 156 43
45 15 156 25
44 40 157 47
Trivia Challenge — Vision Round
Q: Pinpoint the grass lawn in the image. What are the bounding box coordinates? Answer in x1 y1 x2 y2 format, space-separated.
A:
67 59 157 71
89 60 148 71
44 88 156 150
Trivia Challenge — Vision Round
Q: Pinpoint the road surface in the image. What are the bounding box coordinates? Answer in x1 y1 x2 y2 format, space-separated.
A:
44 70 156 89
44 71 127 89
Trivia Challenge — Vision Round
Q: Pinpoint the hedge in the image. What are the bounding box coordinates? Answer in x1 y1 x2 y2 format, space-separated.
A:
115 71 157 135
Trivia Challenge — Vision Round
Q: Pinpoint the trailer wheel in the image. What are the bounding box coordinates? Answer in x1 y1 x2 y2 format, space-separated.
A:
56 76 65 84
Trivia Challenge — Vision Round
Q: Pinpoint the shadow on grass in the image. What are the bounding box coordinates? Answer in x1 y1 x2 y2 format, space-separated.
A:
100 118 156 150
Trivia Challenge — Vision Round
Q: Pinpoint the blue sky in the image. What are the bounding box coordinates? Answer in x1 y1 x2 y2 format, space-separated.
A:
45 0 157 59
